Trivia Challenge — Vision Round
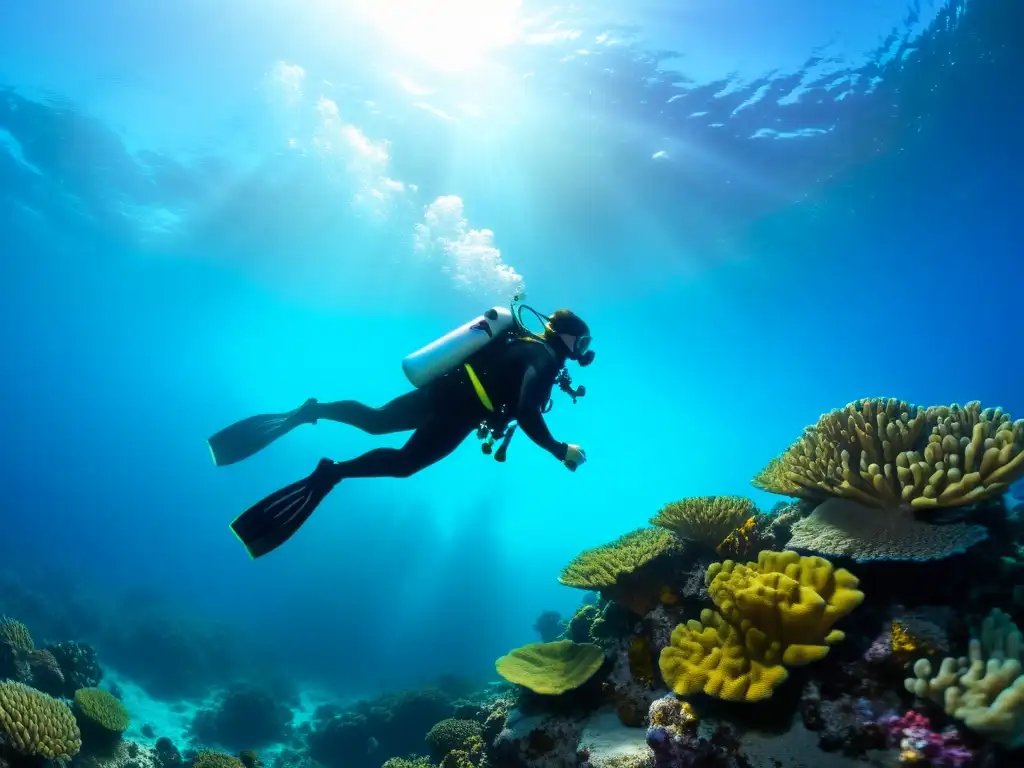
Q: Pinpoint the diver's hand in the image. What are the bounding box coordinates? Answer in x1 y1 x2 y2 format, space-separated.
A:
563 444 587 471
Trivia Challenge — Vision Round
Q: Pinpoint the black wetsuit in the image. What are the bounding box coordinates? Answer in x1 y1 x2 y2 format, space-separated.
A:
315 338 569 479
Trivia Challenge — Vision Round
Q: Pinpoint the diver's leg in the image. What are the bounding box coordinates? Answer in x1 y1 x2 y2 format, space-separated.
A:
330 415 476 479
312 387 435 435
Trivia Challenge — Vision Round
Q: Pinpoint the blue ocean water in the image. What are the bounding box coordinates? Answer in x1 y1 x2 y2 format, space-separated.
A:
1 0 1022 752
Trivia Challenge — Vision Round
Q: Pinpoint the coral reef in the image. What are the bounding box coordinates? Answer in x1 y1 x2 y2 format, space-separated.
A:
559 528 688 615
73 686 130 750
754 398 1024 509
650 496 758 551
787 498 988 562
495 640 606 695
659 551 863 702
879 710 974 766
424 718 483 759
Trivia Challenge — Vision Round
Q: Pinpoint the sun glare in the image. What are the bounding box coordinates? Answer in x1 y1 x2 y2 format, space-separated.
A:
350 0 523 72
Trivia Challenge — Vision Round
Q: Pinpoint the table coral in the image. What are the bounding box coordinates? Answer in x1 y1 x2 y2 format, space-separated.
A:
753 398 1024 510
659 551 863 702
786 498 988 562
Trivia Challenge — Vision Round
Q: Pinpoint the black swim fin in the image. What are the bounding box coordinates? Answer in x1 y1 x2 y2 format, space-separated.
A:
207 398 318 467
229 458 344 559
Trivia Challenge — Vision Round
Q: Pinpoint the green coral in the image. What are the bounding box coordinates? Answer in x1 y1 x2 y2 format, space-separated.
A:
0 616 34 650
560 528 679 589
194 752 246 768
73 687 130 734
440 735 485 767
425 718 483 758
650 496 758 549
381 758 432 768
495 639 605 695
0 680 82 760
559 528 686 615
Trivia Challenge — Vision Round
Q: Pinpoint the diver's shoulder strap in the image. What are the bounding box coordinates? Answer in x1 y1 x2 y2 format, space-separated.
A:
519 335 558 361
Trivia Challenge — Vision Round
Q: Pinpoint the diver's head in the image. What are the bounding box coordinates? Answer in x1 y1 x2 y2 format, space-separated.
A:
544 309 594 364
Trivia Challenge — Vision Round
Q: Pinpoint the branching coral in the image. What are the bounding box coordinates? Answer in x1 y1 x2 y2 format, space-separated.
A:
495 640 605 695
650 496 757 549
659 551 864 702
753 398 1024 510
558 528 686 615
905 607 1024 748
787 498 988 562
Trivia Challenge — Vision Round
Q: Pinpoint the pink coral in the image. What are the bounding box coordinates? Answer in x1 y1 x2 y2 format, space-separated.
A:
879 710 974 767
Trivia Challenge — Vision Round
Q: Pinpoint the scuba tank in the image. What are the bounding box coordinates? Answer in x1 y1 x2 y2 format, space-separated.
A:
402 306 516 388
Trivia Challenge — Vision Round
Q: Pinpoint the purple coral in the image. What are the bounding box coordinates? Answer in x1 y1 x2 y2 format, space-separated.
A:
879 710 974 767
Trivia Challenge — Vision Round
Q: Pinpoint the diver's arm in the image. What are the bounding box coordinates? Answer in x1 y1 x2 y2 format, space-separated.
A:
516 362 568 461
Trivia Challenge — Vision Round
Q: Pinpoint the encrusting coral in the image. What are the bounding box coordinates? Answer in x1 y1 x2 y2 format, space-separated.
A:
558 527 686 615
753 398 1024 510
495 640 606 695
786 497 988 562
650 496 757 550
905 607 1024 748
659 550 864 702
0 680 82 760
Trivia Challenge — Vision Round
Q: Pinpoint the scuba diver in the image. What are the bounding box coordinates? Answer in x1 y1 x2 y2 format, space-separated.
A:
207 304 595 559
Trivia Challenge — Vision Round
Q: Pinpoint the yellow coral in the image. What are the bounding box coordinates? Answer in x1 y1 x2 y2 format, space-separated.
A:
495 640 605 695
706 550 865 659
753 398 1024 510
891 621 918 655
659 551 863 702
659 609 789 702
0 681 82 760
651 496 757 549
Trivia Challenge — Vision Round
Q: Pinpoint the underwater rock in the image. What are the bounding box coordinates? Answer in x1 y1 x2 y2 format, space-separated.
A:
534 611 565 643
606 637 663 727
577 708 652 768
307 688 453 768
491 709 583 768
153 737 182 768
190 683 294 751
644 695 750 768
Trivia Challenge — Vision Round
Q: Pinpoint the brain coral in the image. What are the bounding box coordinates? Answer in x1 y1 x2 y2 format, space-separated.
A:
754 398 1024 510
495 640 605 695
0 681 82 760
786 498 988 562
650 496 758 550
